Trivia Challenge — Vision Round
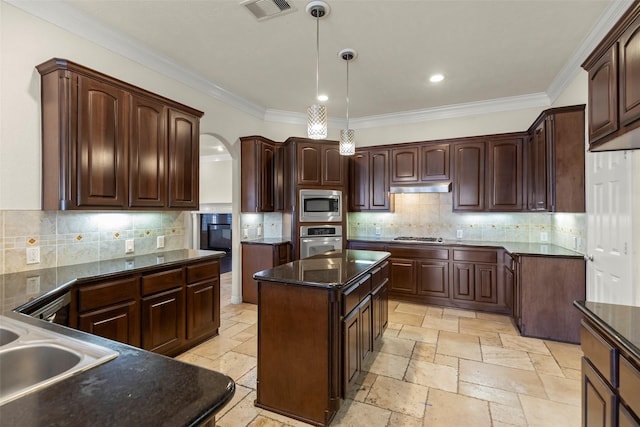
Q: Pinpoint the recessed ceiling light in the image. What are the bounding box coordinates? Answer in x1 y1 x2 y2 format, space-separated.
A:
429 74 444 83
317 94 328 102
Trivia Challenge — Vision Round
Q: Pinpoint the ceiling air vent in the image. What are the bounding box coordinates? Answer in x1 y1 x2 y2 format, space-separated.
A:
241 0 296 21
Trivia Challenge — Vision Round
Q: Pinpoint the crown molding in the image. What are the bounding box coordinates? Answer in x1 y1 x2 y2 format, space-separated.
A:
5 0 267 119
546 0 633 103
6 0 631 129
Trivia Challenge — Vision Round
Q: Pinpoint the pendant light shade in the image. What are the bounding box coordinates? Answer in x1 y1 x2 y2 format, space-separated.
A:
339 48 357 156
306 1 329 140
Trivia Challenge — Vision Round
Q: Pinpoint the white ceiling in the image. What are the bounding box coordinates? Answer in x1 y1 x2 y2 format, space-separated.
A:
10 0 630 126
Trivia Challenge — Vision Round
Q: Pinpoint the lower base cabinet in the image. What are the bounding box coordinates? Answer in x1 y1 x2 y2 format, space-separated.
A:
74 258 221 356
241 241 291 304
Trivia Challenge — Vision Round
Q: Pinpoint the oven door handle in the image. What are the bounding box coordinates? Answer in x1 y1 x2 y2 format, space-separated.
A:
301 237 342 243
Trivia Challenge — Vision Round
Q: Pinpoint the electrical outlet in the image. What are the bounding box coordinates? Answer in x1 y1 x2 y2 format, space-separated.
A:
156 235 165 249
540 231 548 242
242 228 249 239
125 239 135 254
26 247 40 264
156 255 165 264
26 276 41 294
456 229 463 239
125 260 135 270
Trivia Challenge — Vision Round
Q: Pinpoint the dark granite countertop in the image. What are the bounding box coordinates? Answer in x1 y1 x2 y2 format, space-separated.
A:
348 237 583 257
2 249 225 315
0 249 233 425
0 312 235 426
240 238 292 245
253 249 390 289
574 300 640 363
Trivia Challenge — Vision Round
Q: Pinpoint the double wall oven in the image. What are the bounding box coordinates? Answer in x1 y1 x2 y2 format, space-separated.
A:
298 189 343 259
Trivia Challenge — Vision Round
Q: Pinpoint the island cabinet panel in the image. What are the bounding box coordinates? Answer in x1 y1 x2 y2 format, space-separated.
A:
579 316 640 427
37 58 203 210
583 2 640 150
452 141 486 212
256 283 341 427
77 276 140 347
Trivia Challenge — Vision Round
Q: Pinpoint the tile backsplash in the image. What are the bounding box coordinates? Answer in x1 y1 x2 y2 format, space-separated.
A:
241 193 586 253
348 193 586 252
0 210 188 274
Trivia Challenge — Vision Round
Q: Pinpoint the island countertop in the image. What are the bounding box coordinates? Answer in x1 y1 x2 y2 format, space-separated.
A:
253 249 391 289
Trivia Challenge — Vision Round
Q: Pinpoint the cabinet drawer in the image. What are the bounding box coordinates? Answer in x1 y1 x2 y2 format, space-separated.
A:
343 275 370 316
581 321 618 387
372 261 389 289
389 246 449 260
78 277 138 312
619 355 640 416
187 261 219 284
453 249 497 264
141 268 184 296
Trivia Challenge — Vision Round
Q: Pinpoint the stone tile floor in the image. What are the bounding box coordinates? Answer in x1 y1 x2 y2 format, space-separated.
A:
176 272 583 426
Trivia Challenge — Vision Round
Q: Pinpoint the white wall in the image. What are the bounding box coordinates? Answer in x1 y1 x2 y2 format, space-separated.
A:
200 159 232 204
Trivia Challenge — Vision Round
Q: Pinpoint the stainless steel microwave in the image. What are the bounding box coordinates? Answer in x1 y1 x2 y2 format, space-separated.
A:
299 189 342 222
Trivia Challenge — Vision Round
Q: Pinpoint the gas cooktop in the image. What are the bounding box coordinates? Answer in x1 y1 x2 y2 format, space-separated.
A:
393 236 444 243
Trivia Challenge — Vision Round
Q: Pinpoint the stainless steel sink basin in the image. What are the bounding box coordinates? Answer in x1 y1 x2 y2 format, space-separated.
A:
0 316 118 405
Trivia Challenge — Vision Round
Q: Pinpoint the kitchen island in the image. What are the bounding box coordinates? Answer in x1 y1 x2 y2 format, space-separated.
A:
253 249 390 427
0 249 235 426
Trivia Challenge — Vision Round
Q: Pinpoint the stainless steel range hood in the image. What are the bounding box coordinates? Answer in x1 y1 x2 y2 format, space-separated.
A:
389 182 452 194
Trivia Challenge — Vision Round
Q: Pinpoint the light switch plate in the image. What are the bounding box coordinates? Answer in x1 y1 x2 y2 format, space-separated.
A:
157 235 165 249
125 239 135 254
456 229 463 239
26 247 40 264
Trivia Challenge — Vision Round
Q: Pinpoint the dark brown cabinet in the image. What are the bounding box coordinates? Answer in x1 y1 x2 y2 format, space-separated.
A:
582 3 640 150
389 257 417 295
452 249 499 307
417 260 449 298
421 143 450 181
391 147 419 183
167 109 199 208
129 96 166 208
526 106 586 213
487 137 524 211
371 262 389 348
73 257 221 356
241 137 284 212
348 148 392 212
186 261 221 342
140 268 185 354
76 276 140 347
295 141 345 187
343 293 373 393
37 58 203 210
514 255 585 343
452 141 486 212
241 241 291 303
580 319 640 427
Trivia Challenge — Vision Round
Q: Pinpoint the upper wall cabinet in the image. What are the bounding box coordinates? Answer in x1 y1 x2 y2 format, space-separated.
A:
240 136 284 213
527 105 585 213
452 141 486 212
582 3 640 151
292 140 345 188
349 148 392 212
390 143 450 184
37 58 203 210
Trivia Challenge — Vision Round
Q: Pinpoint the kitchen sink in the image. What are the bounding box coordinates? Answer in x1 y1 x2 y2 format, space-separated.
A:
0 316 118 405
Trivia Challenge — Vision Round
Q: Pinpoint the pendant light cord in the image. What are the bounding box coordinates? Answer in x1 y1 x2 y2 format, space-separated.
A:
315 12 320 100
346 57 350 128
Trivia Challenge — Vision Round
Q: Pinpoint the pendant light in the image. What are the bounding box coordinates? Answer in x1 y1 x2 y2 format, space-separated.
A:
306 1 329 140
339 48 357 155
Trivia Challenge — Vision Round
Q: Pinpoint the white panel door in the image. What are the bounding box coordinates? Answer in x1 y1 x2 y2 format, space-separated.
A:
586 150 633 304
